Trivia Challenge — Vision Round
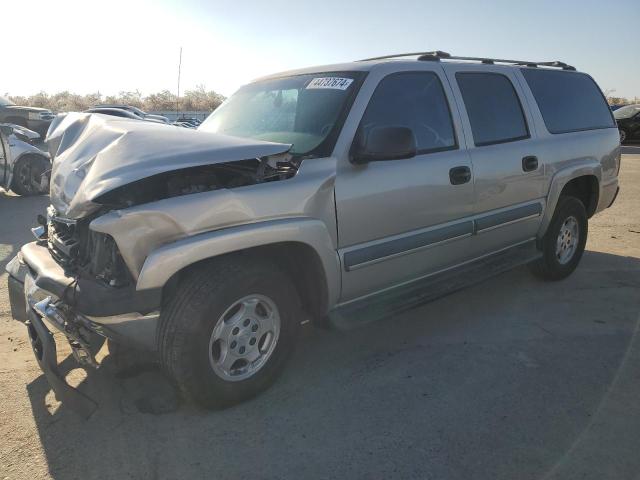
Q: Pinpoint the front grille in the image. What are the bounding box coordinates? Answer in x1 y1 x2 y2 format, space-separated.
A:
46 206 131 286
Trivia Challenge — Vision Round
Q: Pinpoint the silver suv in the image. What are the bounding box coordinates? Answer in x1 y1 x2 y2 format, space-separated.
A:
6 51 620 415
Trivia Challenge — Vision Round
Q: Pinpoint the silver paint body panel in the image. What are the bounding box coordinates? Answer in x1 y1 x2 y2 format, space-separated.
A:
10 59 620 329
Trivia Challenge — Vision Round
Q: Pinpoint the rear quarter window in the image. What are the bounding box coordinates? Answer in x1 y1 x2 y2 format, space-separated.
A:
521 69 615 134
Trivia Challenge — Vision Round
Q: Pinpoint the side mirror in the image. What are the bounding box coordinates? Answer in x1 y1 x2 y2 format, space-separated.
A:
351 126 417 164
0 125 14 136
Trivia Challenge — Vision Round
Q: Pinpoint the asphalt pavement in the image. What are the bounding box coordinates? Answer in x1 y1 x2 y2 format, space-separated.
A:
0 154 639 480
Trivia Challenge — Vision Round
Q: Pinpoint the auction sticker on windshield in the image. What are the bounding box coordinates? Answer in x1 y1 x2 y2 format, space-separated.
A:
306 77 354 90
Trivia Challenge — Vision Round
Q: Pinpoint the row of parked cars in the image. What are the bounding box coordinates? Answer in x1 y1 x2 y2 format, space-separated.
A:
85 104 203 128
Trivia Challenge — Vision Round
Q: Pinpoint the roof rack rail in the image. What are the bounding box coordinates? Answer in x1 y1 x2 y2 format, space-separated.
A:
357 51 576 71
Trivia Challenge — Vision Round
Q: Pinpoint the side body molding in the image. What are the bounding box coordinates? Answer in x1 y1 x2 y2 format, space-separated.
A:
135 217 341 307
538 159 602 238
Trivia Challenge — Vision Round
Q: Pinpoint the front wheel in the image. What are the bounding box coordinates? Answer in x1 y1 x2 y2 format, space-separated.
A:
11 155 50 196
157 255 300 408
529 196 588 281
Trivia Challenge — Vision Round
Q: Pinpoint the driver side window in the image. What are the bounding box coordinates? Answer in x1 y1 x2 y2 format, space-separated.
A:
358 71 457 154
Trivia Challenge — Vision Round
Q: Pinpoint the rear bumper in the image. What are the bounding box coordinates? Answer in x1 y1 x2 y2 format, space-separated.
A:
599 178 619 212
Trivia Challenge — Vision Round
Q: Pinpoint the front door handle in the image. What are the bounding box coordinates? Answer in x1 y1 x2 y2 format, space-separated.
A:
522 155 538 172
449 166 471 185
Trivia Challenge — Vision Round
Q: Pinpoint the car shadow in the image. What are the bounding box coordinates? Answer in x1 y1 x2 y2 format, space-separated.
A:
23 249 640 480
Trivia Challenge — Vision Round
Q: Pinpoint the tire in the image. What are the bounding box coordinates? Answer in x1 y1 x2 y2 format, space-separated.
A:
619 128 628 144
11 155 50 196
157 255 301 408
529 196 588 281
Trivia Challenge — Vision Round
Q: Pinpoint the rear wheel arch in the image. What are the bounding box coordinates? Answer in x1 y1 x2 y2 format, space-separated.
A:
559 175 599 218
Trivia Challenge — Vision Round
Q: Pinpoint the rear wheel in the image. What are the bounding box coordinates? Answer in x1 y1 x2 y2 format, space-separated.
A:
529 196 588 280
619 128 628 144
157 255 300 408
11 155 50 196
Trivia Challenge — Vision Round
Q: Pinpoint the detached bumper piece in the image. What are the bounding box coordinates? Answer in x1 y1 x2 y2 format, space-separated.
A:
27 299 98 419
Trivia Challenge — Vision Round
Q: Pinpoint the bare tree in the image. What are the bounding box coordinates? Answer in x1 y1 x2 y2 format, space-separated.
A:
6 88 226 113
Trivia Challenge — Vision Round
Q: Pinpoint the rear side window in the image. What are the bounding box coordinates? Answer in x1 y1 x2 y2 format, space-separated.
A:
521 69 615 134
456 72 529 146
358 71 456 154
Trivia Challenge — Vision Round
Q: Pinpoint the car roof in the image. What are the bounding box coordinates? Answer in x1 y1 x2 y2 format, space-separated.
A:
253 52 579 82
86 108 140 118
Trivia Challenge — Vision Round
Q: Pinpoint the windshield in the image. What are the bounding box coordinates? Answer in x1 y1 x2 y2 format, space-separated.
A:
614 105 640 119
0 96 14 107
199 72 363 157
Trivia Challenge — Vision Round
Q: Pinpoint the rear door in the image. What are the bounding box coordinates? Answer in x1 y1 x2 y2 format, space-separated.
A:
444 65 547 254
334 64 476 301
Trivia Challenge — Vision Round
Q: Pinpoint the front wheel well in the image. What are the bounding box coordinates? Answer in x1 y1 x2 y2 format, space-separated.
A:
559 175 599 218
161 242 329 323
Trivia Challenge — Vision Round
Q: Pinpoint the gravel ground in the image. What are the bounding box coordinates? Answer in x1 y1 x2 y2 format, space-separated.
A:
0 153 639 480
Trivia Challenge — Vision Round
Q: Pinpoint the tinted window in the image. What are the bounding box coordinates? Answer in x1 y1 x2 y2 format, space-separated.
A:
521 69 615 134
456 73 529 146
357 72 456 154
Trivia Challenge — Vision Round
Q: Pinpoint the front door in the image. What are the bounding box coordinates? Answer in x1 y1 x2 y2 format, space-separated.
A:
334 67 476 301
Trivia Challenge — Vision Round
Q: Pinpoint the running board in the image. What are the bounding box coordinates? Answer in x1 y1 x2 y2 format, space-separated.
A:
329 240 542 330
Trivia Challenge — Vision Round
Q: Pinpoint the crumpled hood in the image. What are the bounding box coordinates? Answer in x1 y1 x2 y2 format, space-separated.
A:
46 112 291 218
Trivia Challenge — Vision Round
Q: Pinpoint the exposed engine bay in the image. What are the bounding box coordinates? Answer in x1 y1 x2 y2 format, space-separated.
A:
45 207 131 287
94 154 300 209
45 153 300 288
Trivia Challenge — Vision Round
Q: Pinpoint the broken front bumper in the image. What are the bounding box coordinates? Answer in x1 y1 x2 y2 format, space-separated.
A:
6 243 160 418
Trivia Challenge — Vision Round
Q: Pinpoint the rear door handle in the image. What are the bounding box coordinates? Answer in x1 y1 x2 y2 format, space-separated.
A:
522 155 538 172
449 166 471 185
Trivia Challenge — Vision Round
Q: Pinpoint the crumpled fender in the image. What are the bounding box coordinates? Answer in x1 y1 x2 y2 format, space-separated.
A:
135 217 341 308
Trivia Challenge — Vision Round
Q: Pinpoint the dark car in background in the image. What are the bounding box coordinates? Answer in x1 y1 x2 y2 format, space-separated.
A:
85 107 147 120
94 104 169 123
0 96 55 138
85 107 170 124
614 104 640 144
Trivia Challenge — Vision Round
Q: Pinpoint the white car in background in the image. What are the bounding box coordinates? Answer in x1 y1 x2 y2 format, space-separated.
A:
0 123 50 196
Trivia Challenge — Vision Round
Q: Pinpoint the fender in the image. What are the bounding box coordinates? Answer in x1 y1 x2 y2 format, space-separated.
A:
538 159 602 238
135 217 341 308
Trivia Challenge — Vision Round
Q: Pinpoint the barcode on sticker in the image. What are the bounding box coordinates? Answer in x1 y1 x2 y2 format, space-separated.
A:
306 77 353 90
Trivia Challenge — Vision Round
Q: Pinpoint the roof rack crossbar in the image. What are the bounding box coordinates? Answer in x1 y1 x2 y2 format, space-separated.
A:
357 51 576 71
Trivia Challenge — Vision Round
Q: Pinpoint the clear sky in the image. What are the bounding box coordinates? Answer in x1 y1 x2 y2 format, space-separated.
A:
4 0 639 99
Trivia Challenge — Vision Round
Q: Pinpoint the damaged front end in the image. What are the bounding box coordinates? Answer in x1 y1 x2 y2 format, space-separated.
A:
7 112 301 417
